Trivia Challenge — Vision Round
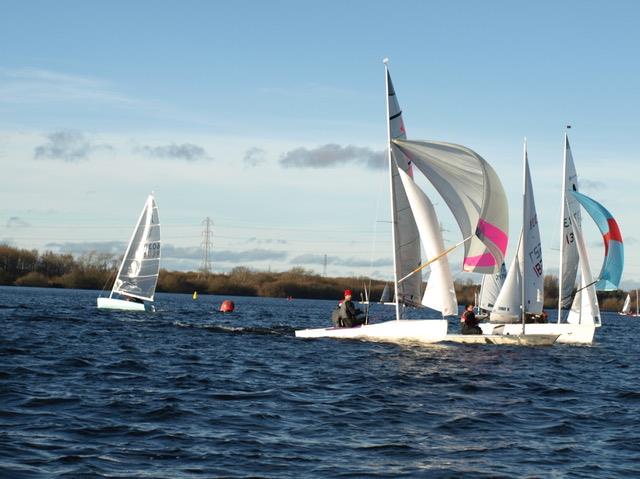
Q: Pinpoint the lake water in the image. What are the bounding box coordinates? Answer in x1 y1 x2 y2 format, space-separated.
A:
1 286 639 478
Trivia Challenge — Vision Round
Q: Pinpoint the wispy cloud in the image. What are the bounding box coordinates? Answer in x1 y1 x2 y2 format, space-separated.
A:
290 253 392 268
213 249 288 263
246 237 287 245
279 144 385 169
34 130 112 162
45 241 126 255
580 179 606 191
243 147 266 167
137 143 211 162
6 217 30 228
0 67 137 105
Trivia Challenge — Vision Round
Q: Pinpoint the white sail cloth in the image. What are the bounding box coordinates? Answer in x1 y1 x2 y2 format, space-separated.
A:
391 139 508 275
478 262 507 311
112 195 161 301
397 168 457 316
490 146 543 322
566 214 600 325
558 135 581 309
386 71 422 305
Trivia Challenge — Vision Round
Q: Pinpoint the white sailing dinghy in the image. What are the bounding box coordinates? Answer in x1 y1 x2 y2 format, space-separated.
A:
489 134 623 343
619 291 639 316
296 60 509 343
620 294 632 315
467 142 557 346
97 194 161 312
378 283 395 305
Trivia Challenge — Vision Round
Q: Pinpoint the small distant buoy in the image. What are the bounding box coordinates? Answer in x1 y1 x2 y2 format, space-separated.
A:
193 291 198 300
219 300 235 313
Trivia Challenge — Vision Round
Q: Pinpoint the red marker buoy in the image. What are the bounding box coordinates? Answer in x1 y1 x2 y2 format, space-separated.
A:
219 300 235 313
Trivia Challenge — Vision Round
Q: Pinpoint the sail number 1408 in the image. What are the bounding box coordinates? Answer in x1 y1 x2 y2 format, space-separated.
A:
144 242 161 259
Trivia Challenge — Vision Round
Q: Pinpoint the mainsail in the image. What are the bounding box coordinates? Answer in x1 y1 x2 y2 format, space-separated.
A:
386 68 423 306
521 147 543 315
111 194 161 301
571 191 623 291
397 168 458 316
490 143 542 321
558 135 581 309
391 139 508 274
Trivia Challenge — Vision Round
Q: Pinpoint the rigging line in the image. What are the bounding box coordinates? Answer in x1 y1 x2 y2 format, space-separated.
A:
397 235 473 284
573 278 599 295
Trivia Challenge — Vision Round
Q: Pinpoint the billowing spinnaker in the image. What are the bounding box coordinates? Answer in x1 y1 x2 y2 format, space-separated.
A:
113 195 161 301
397 168 458 316
386 69 422 305
392 139 508 274
571 191 623 291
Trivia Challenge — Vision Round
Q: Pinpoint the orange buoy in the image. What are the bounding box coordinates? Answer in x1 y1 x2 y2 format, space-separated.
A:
219 300 235 313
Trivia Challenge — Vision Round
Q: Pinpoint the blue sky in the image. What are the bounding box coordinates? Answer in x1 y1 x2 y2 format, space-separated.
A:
0 0 638 287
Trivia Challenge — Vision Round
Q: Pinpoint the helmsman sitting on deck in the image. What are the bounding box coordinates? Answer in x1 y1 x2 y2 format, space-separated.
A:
332 289 366 328
460 303 482 335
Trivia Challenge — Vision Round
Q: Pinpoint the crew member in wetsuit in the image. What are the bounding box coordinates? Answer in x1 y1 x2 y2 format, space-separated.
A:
333 289 365 327
460 303 482 335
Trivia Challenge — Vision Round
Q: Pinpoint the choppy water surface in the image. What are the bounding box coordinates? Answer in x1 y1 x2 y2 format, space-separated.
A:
1 286 639 478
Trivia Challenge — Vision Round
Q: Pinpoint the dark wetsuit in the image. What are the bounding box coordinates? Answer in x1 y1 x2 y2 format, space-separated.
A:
337 300 365 327
461 309 482 335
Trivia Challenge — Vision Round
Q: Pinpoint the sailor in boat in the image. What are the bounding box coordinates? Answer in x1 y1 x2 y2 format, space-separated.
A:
331 289 366 328
460 304 482 335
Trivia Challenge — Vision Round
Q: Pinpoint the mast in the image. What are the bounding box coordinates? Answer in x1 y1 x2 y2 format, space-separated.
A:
557 132 568 323
384 58 401 321
521 140 527 333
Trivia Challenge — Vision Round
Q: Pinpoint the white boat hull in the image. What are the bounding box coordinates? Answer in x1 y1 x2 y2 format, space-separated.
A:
479 322 596 344
446 333 558 346
295 319 448 343
97 297 148 312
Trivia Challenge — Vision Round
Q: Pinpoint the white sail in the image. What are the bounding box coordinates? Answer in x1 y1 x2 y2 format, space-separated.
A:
386 70 422 306
490 144 542 322
111 194 161 301
392 139 509 274
379 283 392 303
620 294 631 315
566 215 600 325
521 147 544 315
478 262 507 311
397 168 458 316
558 134 581 311
490 232 523 321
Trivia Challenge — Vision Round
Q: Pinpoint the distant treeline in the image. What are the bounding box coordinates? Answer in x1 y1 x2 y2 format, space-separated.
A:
0 244 630 311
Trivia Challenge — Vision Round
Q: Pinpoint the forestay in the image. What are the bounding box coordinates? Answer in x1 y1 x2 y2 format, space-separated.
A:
397 168 457 316
392 139 508 274
112 195 161 301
